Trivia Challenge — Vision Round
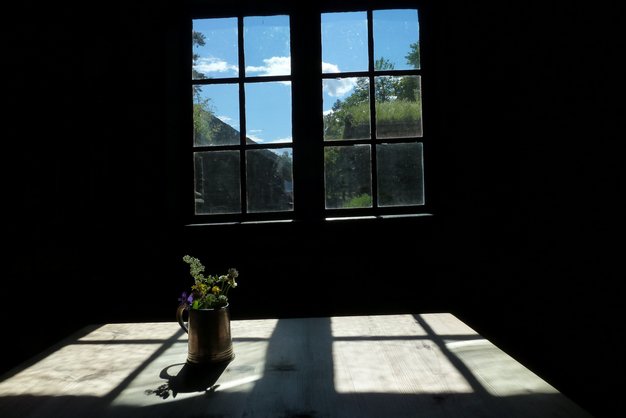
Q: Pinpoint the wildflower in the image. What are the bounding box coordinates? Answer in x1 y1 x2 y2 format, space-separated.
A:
180 255 239 309
178 292 193 305
228 268 239 287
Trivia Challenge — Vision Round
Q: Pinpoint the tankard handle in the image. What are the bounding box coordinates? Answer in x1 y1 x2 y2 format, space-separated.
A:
176 304 189 334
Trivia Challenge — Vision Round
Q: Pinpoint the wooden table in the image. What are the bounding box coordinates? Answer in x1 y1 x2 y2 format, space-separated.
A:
0 313 592 417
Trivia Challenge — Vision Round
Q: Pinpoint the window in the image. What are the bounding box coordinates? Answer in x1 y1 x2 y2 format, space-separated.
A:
188 4 429 223
192 15 294 217
321 9 424 213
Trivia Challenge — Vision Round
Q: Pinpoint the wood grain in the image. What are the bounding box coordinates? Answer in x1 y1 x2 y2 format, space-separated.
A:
0 313 593 417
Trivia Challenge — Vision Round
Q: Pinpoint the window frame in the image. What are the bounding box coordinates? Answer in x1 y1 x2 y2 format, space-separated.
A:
185 0 434 225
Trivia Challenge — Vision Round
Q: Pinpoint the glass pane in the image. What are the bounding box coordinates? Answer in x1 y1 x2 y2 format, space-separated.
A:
244 15 291 77
245 82 292 144
193 84 240 146
246 148 294 213
323 77 370 140
322 12 368 73
377 143 424 207
194 151 241 214
375 75 422 138
373 9 420 70
324 145 372 209
192 18 238 79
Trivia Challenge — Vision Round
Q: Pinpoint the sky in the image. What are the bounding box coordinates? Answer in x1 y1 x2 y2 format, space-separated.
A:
192 10 419 145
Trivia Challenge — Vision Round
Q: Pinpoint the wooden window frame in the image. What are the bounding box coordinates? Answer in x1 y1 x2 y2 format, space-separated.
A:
186 0 434 225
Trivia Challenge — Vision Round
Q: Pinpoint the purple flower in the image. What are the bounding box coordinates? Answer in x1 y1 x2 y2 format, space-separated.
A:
178 291 193 305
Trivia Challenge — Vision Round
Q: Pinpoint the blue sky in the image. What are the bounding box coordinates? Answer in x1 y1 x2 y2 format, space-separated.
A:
192 10 419 144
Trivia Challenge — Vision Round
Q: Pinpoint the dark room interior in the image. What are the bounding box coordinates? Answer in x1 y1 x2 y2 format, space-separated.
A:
2 1 623 417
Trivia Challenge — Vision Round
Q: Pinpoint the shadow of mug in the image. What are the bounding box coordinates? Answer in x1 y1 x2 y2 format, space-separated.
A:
147 361 231 399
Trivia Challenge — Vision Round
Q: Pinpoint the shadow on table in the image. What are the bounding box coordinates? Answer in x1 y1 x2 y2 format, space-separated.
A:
146 360 231 399
0 316 598 417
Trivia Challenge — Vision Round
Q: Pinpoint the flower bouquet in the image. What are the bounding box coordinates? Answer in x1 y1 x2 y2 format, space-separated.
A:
179 255 239 310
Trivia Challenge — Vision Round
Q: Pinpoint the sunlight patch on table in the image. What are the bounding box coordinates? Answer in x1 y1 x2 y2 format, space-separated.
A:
109 340 271 407
446 339 559 396
332 339 473 394
331 314 429 337
0 343 162 397
231 318 279 339
78 322 185 342
419 313 480 336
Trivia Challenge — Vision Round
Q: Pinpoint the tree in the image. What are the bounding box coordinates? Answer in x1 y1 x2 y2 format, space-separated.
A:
372 57 399 103
323 49 423 207
323 58 397 140
405 41 420 69
396 42 421 102
191 31 218 145
192 31 207 81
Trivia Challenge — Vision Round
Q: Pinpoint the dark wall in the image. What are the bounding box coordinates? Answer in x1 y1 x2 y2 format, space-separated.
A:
2 1 622 416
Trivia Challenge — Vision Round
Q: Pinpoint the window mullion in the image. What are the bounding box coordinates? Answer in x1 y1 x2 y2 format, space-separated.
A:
366 9 379 210
237 15 247 215
291 6 324 222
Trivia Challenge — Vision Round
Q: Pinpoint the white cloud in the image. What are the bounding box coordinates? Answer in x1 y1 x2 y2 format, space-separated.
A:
321 62 358 97
323 78 357 98
246 56 291 76
321 62 341 73
194 57 238 75
323 79 356 97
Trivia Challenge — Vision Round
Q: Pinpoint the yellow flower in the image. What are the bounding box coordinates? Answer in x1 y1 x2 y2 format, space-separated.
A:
211 286 221 295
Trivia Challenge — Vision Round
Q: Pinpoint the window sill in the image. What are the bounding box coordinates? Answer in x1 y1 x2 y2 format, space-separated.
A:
185 213 433 228
185 219 296 227
325 213 434 222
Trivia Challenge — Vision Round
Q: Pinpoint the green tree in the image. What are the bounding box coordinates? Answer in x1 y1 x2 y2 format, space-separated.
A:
373 57 399 103
323 49 423 206
394 42 421 102
192 31 207 81
192 31 219 145
405 41 420 69
323 58 398 140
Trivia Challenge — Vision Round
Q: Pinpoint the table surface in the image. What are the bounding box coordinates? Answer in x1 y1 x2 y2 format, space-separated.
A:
0 313 592 418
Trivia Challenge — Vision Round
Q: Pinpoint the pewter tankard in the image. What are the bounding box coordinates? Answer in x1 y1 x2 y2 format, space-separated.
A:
176 304 234 364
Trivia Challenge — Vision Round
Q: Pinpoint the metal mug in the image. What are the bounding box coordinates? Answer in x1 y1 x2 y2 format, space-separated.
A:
176 304 234 364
